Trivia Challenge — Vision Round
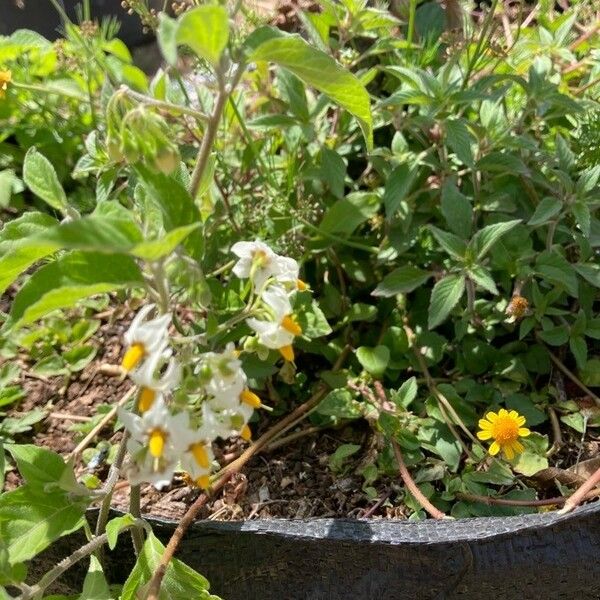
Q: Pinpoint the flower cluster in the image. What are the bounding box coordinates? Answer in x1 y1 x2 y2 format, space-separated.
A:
232 240 306 362
117 241 305 491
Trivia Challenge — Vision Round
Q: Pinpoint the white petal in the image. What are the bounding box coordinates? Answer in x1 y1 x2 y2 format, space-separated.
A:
274 256 299 282
262 285 292 318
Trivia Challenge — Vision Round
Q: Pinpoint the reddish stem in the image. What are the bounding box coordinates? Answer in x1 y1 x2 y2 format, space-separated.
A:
392 440 446 520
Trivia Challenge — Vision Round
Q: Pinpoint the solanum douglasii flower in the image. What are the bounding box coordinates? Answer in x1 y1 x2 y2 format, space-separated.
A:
477 409 531 459
129 349 180 413
121 304 171 372
0 70 11 99
247 285 302 362
231 240 306 291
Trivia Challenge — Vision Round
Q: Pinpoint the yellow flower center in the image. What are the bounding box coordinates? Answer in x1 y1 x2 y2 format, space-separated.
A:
148 428 167 458
491 414 519 443
240 389 261 408
253 249 269 267
0 70 11 98
121 342 145 372
281 315 302 336
278 344 295 362
240 424 252 441
196 475 211 490
138 387 156 413
189 443 210 469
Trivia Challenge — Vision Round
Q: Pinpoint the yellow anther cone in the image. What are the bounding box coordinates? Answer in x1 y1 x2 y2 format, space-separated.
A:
148 428 166 458
279 344 295 362
121 342 145 372
240 389 262 408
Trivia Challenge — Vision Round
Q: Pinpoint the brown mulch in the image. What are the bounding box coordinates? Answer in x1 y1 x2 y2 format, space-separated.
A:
2 307 404 521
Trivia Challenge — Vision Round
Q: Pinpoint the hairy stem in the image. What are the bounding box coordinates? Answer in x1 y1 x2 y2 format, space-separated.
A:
129 484 145 556
189 66 244 199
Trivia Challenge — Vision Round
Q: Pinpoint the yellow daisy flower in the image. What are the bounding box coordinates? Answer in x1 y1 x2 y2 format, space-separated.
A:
477 408 531 460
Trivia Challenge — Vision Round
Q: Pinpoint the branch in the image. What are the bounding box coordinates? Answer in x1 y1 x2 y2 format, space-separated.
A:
560 466 600 514
392 439 447 519
143 345 352 600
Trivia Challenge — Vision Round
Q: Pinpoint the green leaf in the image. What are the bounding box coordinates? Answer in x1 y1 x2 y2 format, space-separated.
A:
505 394 547 426
320 148 346 199
248 29 373 149
444 118 474 167
320 192 379 234
470 219 521 260
77 556 111 600
580 359 600 386
372 266 432 297
383 163 418 217
328 444 361 472
0 485 86 564
106 513 137 550
574 263 600 288
157 13 178 66
429 226 467 260
176 6 229 67
5 445 67 489
131 224 201 261
316 389 362 419
393 376 418 408
356 345 390 377
467 266 498 295
428 274 465 329
528 197 562 226
440 181 472 238
22 148 67 213
4 251 144 331
121 533 213 600
536 251 578 297
570 336 587 369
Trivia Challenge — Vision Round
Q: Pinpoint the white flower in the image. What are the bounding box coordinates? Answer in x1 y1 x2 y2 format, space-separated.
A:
130 348 180 413
175 424 216 490
200 402 253 442
231 240 300 290
121 304 171 372
118 397 186 489
246 286 302 362
200 343 245 402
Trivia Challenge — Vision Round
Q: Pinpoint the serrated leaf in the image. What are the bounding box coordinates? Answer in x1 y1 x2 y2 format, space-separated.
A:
429 226 467 260
428 274 465 329
528 197 562 226
176 6 229 67
4 251 144 331
470 219 521 260
445 118 474 167
383 163 418 217
467 266 498 295
440 181 472 238
248 28 372 149
372 266 432 297
22 148 67 212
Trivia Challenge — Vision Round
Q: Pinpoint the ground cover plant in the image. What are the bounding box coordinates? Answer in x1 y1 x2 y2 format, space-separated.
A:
0 0 599 597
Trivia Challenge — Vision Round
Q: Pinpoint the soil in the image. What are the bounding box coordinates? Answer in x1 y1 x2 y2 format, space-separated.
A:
1 304 408 522
2 301 599 523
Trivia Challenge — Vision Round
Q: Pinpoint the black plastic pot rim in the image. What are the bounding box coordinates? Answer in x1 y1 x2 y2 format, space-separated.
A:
114 499 600 544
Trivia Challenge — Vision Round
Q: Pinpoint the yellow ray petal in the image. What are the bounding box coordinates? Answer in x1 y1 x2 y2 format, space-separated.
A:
489 441 501 456
518 427 531 437
477 430 493 440
503 444 515 460
486 411 499 422
478 419 493 430
517 416 526 426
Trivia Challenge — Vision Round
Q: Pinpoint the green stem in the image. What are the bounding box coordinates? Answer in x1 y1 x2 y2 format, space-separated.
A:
120 85 209 122
129 484 145 556
407 0 417 49
189 65 244 199
12 81 87 101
